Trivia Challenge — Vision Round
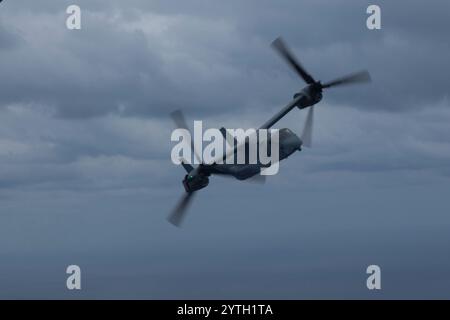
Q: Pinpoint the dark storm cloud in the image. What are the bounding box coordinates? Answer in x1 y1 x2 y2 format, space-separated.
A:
1 0 272 118
1 0 449 121
1 1 450 300
0 0 448 191
0 12 173 118
0 105 173 190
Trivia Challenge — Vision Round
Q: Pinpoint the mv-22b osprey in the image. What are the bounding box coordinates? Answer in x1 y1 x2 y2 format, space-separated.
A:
169 37 371 226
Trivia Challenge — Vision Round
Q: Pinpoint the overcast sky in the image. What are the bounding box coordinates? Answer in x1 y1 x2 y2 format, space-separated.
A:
0 0 449 299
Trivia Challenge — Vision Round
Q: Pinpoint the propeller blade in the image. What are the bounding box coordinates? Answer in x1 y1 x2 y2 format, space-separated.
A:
168 192 196 227
170 110 202 164
301 106 314 148
271 37 315 84
322 70 371 88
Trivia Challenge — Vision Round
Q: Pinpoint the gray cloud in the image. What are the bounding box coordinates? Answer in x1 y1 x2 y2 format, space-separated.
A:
0 0 450 299
1 0 449 121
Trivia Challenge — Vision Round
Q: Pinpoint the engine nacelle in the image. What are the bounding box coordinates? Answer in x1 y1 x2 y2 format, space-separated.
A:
182 174 209 192
293 83 323 109
278 128 302 160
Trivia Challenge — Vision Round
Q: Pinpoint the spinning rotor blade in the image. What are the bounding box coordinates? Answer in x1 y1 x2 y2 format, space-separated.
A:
301 106 314 148
271 37 315 84
168 192 196 227
322 70 371 88
170 110 202 164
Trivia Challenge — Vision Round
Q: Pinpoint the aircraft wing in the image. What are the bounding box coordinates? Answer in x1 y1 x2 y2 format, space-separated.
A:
208 94 303 165
259 94 303 129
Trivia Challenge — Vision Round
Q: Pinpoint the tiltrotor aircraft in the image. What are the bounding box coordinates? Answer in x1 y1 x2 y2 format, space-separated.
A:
169 37 371 226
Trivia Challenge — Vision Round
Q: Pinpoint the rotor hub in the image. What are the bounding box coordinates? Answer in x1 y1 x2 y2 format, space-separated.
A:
182 173 209 193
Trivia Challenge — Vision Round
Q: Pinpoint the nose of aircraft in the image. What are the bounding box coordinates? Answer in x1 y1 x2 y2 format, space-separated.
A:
293 134 302 151
297 137 303 150
279 128 302 154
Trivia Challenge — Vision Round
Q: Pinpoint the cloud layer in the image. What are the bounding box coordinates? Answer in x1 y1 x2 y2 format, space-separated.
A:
0 0 450 298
